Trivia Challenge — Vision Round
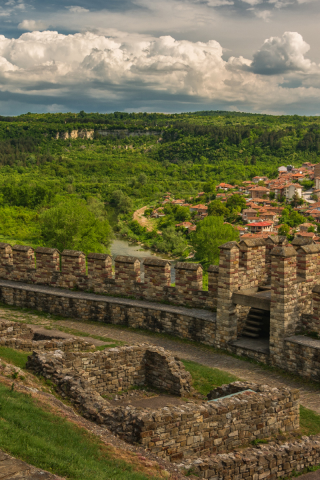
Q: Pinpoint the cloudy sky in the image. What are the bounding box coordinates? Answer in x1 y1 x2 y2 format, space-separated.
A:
0 0 319 115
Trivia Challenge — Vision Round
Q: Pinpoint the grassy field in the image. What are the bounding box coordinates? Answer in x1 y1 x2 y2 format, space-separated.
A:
0 345 319 480
0 383 156 480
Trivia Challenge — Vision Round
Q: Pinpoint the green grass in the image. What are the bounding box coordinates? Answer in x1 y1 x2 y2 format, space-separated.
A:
300 405 320 436
0 347 30 370
182 359 238 396
0 382 156 480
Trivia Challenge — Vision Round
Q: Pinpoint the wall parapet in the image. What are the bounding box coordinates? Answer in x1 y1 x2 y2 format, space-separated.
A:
0 244 219 310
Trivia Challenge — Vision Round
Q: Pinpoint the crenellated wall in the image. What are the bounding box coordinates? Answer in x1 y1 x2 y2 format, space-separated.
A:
2 236 320 383
0 243 218 310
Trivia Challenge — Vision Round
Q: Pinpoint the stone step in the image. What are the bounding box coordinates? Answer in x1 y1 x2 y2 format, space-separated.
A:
242 330 260 338
244 325 261 333
248 314 265 321
246 319 262 327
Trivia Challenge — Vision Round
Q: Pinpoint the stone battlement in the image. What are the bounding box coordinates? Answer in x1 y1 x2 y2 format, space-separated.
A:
2 234 320 383
0 243 218 309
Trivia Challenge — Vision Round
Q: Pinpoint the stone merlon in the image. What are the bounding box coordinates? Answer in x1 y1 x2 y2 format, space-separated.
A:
143 257 170 267
115 255 140 264
219 241 240 250
270 245 298 257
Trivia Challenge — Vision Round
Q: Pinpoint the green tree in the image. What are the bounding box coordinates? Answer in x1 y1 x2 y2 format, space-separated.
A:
138 173 147 185
110 190 133 213
226 195 246 213
153 226 188 256
192 216 239 267
40 197 113 254
208 199 230 218
278 224 290 236
280 208 305 228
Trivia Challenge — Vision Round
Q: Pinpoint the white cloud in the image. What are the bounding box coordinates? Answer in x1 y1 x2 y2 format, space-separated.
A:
251 31 316 74
0 30 318 113
65 6 90 13
18 19 47 30
206 0 234 6
254 9 272 21
241 0 263 5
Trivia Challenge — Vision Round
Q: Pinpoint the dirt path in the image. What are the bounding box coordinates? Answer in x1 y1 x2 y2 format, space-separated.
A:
1 305 320 416
133 206 155 232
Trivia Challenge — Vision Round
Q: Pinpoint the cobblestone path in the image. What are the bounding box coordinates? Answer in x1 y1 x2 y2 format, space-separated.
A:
1 305 320 415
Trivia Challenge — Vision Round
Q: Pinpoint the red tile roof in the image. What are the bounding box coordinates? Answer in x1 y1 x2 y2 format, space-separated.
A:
246 221 273 227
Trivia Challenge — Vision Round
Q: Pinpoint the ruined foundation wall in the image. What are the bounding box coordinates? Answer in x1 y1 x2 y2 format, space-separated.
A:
179 438 320 480
27 345 193 397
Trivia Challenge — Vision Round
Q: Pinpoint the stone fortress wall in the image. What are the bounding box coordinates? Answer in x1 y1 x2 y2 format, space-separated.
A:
1 236 320 381
0 244 218 309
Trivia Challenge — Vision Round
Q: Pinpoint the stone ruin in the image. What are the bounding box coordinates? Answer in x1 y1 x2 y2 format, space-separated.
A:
1 320 320 478
26 345 299 463
0 320 95 352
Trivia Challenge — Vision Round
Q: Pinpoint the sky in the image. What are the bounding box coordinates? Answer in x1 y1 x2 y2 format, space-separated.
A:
0 0 319 115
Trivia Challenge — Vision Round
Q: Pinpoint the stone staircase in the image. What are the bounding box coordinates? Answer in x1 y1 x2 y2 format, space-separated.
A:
242 308 270 339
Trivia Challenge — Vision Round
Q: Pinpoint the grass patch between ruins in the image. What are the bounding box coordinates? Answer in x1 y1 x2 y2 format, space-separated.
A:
300 406 320 436
0 347 30 370
182 359 238 396
0 382 158 480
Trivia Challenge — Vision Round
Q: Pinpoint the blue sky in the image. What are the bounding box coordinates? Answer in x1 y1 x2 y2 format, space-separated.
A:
0 0 319 115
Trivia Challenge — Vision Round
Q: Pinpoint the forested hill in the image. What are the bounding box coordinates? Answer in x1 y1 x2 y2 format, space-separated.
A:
0 110 319 248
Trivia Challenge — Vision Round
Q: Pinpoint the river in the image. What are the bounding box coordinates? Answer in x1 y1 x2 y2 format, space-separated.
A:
110 239 176 282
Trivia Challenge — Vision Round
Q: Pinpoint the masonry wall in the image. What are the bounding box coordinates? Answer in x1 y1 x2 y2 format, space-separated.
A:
0 320 32 340
0 244 217 310
179 437 320 480
283 336 320 382
24 351 302 464
0 283 217 346
27 345 193 397
132 382 299 462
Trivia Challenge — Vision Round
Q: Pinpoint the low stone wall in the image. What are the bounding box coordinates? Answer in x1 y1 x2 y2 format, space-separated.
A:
0 281 216 346
27 344 193 397
178 437 320 479
0 319 95 352
134 381 299 461
284 335 320 382
0 336 95 352
0 320 33 340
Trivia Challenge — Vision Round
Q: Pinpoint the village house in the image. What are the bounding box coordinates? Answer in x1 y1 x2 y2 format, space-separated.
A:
284 183 303 200
299 223 315 232
252 175 269 183
216 183 234 191
249 186 270 199
175 222 193 229
242 208 259 222
246 221 274 234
